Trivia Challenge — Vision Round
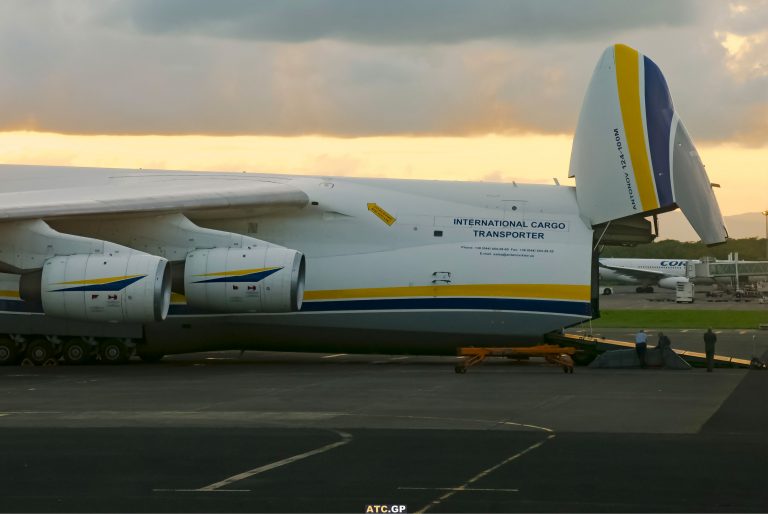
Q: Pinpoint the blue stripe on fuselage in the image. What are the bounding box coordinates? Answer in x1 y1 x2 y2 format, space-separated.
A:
301 297 591 316
2 297 592 318
0 299 43 313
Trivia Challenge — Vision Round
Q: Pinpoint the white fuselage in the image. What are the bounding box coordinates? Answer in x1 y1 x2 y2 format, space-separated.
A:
599 258 691 288
0 168 595 354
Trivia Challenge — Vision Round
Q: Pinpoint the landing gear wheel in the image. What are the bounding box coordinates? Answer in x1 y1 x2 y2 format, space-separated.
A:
138 352 164 363
62 339 91 365
635 286 645 293
454 365 467 374
99 339 129 364
26 339 54 366
0 337 19 365
602 287 613 295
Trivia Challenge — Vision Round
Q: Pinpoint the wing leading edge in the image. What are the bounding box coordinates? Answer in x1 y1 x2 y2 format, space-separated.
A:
0 165 309 221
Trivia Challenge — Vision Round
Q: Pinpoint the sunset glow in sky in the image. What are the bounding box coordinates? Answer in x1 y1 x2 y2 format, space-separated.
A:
0 1 765 216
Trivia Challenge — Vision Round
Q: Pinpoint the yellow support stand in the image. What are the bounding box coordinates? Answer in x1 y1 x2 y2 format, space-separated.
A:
455 345 576 374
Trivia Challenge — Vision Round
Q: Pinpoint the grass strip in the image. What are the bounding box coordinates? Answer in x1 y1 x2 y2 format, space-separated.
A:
585 310 768 329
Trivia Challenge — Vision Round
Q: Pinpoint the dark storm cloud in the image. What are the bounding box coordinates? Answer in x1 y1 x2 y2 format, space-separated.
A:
0 0 764 145
110 0 694 44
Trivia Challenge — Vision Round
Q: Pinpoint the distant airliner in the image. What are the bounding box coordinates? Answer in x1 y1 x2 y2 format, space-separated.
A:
0 44 727 365
598 258 695 293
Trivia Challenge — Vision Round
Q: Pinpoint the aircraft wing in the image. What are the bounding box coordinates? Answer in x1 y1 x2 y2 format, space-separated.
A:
599 262 668 281
0 166 309 221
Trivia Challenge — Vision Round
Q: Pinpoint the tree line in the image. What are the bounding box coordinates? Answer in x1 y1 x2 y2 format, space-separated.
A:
601 237 768 261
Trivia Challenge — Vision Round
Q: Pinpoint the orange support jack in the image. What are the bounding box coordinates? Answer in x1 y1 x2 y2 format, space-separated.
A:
455 345 576 374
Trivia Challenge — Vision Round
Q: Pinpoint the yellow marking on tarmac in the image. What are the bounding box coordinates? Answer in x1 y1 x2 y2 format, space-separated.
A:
673 350 751 366
615 43 658 211
54 274 143 286
563 333 636 348
366 202 397 226
304 284 590 302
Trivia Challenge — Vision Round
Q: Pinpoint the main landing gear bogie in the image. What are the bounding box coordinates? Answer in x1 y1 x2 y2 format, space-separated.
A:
0 335 146 366
62 338 94 365
25 338 55 366
0 336 20 365
99 339 132 364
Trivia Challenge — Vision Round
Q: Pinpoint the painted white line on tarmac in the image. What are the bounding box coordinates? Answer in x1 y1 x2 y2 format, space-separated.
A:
153 488 250 493
389 356 409 360
415 434 556 514
321 353 347 359
408 486 518 492
0 411 62 414
196 430 353 492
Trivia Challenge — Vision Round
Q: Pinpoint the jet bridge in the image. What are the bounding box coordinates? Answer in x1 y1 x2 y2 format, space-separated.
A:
694 260 768 282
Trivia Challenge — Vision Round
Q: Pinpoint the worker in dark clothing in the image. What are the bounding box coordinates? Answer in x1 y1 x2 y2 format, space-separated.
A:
657 332 671 350
635 329 648 368
704 328 717 372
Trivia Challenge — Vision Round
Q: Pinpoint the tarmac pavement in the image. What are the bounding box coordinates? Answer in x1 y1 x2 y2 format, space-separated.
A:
0 352 766 512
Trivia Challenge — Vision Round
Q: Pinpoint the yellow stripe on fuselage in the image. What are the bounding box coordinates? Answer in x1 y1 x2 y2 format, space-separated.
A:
0 290 20 298
615 44 658 212
193 267 280 278
304 284 590 302
55 274 144 286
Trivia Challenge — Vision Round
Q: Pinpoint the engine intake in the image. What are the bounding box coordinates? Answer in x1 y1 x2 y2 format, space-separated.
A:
39 253 171 323
658 276 689 290
184 247 305 313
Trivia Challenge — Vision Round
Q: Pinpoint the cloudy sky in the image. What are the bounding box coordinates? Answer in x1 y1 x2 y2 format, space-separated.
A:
0 0 765 220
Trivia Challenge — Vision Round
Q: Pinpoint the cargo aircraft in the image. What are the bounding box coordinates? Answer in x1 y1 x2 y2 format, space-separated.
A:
0 44 727 365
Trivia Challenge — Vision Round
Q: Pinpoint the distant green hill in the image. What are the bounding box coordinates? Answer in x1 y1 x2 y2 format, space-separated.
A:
601 237 767 261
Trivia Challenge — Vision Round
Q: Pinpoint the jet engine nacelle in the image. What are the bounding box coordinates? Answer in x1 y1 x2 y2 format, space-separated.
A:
40 253 171 323
658 276 689 290
184 247 305 313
